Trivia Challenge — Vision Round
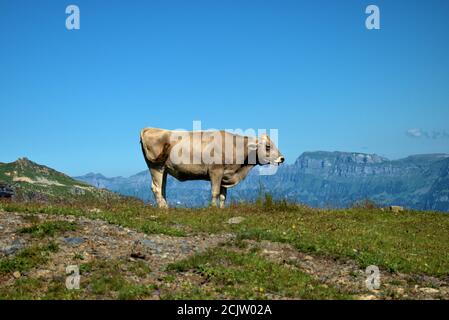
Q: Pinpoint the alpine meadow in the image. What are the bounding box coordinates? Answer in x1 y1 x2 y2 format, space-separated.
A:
1 0 449 307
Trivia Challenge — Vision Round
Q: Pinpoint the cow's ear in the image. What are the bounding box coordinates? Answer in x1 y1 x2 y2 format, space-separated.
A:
248 142 258 151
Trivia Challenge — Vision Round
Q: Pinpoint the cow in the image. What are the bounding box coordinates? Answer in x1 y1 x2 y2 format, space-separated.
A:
140 128 285 208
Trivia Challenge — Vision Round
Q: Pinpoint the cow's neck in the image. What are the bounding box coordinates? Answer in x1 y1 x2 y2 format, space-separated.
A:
243 148 260 166
238 148 258 180
238 163 256 177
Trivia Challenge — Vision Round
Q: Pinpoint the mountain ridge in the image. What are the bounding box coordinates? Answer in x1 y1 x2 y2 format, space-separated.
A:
74 151 449 211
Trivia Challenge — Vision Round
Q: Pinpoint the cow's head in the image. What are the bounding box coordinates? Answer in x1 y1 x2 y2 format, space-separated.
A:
249 134 285 166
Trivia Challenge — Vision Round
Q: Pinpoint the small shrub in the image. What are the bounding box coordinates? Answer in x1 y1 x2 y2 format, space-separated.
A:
352 199 379 210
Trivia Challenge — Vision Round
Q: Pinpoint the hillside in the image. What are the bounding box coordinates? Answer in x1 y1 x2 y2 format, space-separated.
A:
0 158 122 203
1 201 448 299
75 152 449 211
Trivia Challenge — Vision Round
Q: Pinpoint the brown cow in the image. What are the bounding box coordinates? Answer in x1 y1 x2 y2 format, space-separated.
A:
140 128 284 208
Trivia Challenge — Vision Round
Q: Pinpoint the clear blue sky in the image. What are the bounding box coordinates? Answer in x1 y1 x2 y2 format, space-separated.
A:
1 0 449 177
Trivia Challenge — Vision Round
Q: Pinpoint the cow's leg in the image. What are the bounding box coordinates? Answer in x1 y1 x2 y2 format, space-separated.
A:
161 171 168 204
150 167 168 209
219 186 227 209
209 172 223 207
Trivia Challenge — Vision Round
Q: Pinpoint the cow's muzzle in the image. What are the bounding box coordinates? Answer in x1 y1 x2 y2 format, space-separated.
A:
274 156 285 164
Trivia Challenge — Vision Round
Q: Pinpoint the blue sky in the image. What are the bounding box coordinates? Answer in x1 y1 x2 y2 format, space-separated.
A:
1 0 449 177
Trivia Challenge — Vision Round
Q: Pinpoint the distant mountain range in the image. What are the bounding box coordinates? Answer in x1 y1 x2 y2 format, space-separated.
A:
74 151 449 212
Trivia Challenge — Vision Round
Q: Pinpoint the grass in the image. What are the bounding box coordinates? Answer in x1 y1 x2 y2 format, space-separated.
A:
1 199 449 277
0 257 156 300
0 201 186 237
0 242 59 275
78 259 155 300
0 277 82 300
19 221 77 237
164 248 351 299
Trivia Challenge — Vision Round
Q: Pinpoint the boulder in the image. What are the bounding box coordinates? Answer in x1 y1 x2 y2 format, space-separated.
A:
419 287 439 294
227 217 245 224
63 237 85 246
389 206 404 213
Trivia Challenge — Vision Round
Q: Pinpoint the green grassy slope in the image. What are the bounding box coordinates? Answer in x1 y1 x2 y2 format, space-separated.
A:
2 200 448 277
0 158 123 203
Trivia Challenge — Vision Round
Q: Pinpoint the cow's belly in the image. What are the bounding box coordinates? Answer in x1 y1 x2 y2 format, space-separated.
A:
220 174 240 187
165 163 209 181
221 165 255 188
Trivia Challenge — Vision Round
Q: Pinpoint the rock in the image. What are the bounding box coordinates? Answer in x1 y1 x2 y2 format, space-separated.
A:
35 269 51 278
389 206 404 213
70 187 85 196
131 240 148 259
88 208 102 213
0 183 14 198
262 249 280 256
13 271 21 279
62 237 85 246
395 288 405 295
130 251 146 260
1 239 25 256
141 239 162 253
180 243 192 254
358 294 377 300
304 255 314 261
227 217 245 224
419 287 439 294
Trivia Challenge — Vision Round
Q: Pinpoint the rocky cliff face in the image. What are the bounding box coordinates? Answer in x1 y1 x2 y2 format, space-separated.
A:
423 159 449 211
75 152 449 211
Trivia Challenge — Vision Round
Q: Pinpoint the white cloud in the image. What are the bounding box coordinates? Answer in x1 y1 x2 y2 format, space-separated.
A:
406 128 449 139
406 128 423 138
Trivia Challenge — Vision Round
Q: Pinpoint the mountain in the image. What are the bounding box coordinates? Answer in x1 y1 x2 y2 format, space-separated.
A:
74 151 449 211
0 158 122 203
423 158 449 212
75 170 211 207
234 152 449 211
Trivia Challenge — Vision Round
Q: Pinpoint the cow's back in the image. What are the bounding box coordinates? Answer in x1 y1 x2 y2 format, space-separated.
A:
141 127 254 166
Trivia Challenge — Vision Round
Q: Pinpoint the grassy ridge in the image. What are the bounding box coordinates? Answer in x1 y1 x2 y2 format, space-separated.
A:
0 158 123 203
1 200 448 277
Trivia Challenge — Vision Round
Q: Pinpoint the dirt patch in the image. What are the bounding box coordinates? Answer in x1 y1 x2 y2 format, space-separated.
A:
12 176 64 186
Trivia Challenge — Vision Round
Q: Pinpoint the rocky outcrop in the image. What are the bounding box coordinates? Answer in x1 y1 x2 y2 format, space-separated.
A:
0 183 14 199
